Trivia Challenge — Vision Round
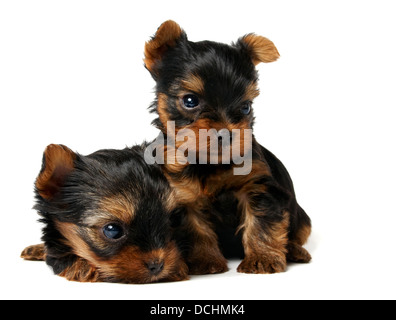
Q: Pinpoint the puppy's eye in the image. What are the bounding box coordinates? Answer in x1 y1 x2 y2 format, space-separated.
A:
241 102 252 115
103 224 124 240
182 94 200 109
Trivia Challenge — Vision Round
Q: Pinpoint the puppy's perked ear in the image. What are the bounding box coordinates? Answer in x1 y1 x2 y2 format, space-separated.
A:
144 20 186 76
35 144 76 200
238 34 280 65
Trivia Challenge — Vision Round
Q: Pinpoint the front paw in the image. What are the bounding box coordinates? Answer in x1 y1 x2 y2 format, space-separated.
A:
166 261 190 282
188 256 229 275
58 257 100 282
237 253 286 274
21 243 46 261
287 243 312 263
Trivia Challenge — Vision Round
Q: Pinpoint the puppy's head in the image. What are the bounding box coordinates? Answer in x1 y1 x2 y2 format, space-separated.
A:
144 21 279 159
35 144 187 283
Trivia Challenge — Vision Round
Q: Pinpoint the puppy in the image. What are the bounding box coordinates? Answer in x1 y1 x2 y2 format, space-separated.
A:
144 21 312 274
21 144 188 283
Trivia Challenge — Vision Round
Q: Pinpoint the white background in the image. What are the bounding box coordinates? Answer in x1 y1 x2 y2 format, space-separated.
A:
1 0 395 300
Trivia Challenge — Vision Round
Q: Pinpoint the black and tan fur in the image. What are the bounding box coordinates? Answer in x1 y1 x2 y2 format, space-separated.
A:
144 20 311 274
21 144 188 283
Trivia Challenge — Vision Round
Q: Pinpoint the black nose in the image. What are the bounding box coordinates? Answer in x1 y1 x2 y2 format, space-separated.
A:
147 260 164 276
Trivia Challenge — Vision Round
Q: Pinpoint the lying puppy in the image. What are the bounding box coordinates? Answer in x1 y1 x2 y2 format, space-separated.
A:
21 144 188 283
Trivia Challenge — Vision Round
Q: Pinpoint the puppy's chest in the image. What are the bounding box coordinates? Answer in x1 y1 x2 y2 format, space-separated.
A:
168 169 235 205
166 160 270 205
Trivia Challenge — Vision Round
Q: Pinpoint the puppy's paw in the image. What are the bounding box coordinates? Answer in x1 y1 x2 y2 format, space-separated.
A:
287 243 312 263
237 253 286 274
21 243 46 261
58 257 101 282
166 260 190 282
188 256 229 275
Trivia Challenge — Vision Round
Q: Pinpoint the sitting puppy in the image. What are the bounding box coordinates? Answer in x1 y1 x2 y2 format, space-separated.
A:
144 21 312 274
21 144 188 283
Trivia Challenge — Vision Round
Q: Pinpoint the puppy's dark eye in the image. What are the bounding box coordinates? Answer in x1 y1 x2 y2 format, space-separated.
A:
182 94 200 109
241 102 252 115
103 224 124 240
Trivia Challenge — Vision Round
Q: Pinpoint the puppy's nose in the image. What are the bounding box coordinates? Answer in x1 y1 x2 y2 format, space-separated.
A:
146 260 164 276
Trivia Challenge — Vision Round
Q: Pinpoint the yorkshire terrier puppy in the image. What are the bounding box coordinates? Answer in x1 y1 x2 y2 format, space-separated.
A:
144 21 312 274
21 144 188 283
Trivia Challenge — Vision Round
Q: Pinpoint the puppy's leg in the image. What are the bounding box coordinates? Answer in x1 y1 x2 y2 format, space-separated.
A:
237 206 289 274
286 241 311 263
21 243 46 261
287 209 312 263
21 244 100 281
235 179 290 274
56 256 101 282
185 206 228 275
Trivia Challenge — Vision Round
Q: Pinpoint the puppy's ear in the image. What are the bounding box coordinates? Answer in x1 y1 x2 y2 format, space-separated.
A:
144 20 186 77
238 34 280 65
36 144 76 200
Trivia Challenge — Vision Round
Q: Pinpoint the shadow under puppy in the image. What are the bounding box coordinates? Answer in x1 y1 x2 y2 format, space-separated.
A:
144 21 312 274
21 144 188 283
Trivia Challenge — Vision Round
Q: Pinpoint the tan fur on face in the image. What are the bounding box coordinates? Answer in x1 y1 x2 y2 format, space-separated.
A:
99 195 136 225
97 243 188 283
55 222 97 263
54 221 188 283
181 75 205 96
163 116 253 167
157 93 171 132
